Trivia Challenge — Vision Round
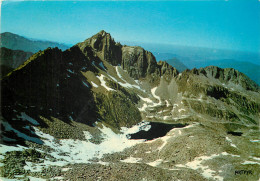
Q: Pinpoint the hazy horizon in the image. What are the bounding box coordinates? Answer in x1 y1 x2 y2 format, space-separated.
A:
1 1 260 53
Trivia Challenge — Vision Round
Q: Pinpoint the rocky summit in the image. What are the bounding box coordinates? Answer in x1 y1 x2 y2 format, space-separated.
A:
1 30 259 181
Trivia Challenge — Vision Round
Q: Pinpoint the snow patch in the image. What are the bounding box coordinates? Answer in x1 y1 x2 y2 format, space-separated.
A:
0 144 26 154
175 152 242 181
250 140 260 143
118 81 142 90
91 81 98 88
18 112 39 125
116 66 126 82
96 74 115 91
121 157 142 163
9 123 147 172
165 100 170 107
50 176 64 180
113 68 143 90
225 137 237 148
151 87 161 102
27 176 46 181
242 161 260 165
163 116 171 120
97 161 109 165
138 103 148 112
147 159 163 167
0 177 24 181
24 162 43 172
82 81 89 87
158 135 172 152
67 69 74 74
2 136 16 142
250 156 260 161
83 131 92 140
99 62 106 70
178 108 185 113
61 167 71 172
138 95 153 103
2 122 42 144
121 121 151 135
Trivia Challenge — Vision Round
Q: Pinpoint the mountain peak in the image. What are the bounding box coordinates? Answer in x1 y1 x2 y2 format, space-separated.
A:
89 30 112 42
97 30 109 36
77 30 122 66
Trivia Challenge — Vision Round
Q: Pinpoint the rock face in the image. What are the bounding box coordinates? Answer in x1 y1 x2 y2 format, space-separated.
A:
0 47 33 76
77 30 177 80
77 30 122 66
157 61 178 81
0 47 33 69
1 30 259 181
200 66 259 91
173 67 259 126
121 46 157 79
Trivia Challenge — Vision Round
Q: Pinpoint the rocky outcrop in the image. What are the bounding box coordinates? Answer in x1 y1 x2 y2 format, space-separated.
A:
157 61 179 81
199 66 259 91
174 67 259 125
77 30 177 80
77 30 122 66
121 46 157 79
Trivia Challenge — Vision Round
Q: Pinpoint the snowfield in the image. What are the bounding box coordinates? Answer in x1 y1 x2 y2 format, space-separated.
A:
0 122 152 173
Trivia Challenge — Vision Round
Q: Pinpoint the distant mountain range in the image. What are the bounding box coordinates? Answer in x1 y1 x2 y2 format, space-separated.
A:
151 51 260 85
124 41 260 66
153 52 188 72
0 32 69 53
0 32 70 76
190 59 260 85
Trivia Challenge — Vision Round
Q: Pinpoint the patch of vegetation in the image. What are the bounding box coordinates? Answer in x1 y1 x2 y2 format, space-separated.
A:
95 91 141 129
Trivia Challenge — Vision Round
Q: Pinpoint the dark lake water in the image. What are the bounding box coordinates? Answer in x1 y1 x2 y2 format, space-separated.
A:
227 131 243 136
128 122 187 140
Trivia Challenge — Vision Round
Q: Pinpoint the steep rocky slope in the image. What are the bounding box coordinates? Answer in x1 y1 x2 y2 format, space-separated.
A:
0 47 34 77
0 47 33 69
1 31 259 181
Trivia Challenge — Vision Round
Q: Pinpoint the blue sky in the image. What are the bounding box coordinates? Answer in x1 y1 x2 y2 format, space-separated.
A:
1 0 260 53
